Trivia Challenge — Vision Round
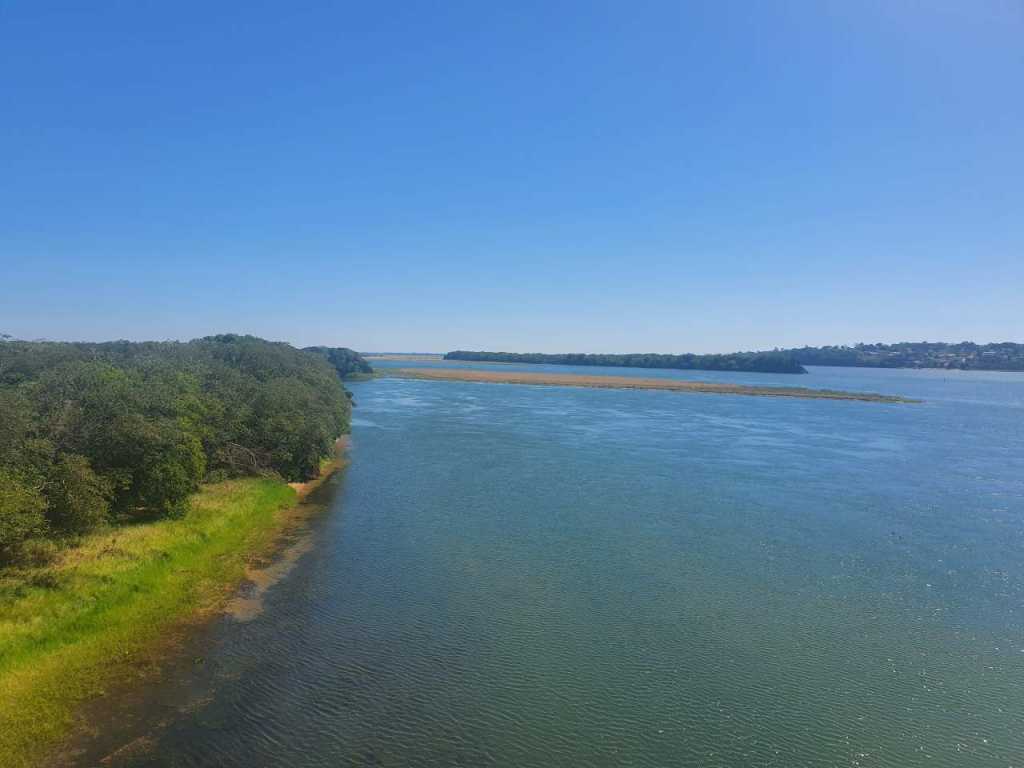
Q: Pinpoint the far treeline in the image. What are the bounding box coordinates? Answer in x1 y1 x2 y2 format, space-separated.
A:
777 342 1024 371
0 335 372 563
445 351 807 374
446 341 1024 374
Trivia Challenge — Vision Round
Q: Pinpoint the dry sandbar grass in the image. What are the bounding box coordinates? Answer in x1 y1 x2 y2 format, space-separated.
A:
389 368 916 403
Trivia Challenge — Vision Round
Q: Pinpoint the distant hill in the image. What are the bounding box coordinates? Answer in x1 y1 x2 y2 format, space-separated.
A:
303 346 374 378
781 342 1024 371
444 351 806 374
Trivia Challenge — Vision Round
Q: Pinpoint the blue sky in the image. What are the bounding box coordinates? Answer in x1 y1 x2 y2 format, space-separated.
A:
2 1 1021 353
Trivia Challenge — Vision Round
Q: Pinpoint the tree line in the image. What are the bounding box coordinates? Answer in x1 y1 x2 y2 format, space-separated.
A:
0 335 368 563
444 350 807 374
446 341 1024 373
777 342 1024 371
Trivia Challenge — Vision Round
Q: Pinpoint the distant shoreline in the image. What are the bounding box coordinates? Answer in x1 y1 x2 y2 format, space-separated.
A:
444 350 806 374
388 368 917 403
441 343 1024 374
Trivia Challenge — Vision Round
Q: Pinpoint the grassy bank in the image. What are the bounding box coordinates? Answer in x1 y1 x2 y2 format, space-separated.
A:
0 477 308 768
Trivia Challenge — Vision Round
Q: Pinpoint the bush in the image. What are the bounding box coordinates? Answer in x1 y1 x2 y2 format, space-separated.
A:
44 454 111 535
110 418 206 519
0 469 47 563
204 468 229 484
135 430 206 517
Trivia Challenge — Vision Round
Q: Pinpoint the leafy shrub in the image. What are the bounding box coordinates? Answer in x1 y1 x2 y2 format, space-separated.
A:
44 454 111 535
0 469 47 563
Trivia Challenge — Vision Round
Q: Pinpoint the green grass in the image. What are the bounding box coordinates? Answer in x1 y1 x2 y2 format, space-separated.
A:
0 478 299 768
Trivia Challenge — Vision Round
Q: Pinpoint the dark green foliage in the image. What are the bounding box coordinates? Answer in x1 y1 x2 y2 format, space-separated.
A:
0 334 352 560
447 342 1024 373
107 415 207 519
303 346 373 378
0 468 47 559
445 350 807 374
44 454 112 534
781 342 1024 371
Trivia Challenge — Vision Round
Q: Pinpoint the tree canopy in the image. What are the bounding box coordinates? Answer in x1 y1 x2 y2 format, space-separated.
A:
302 346 374 378
0 335 352 561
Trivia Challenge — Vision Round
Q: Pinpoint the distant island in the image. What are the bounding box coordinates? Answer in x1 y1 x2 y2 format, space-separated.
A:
446 342 1024 374
445 351 807 374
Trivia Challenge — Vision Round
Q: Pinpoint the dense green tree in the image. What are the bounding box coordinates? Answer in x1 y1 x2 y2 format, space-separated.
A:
0 334 354 561
115 418 206 518
303 346 373 378
0 468 47 558
43 454 111 534
0 388 35 464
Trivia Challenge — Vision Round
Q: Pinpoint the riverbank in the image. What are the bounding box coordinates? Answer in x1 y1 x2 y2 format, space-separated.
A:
388 368 916 403
0 457 345 768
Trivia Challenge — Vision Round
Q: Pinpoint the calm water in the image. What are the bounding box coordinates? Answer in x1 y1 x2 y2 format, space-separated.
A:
94 366 1024 767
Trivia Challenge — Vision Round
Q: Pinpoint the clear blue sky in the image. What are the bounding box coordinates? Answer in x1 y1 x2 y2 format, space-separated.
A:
2 1 1021 353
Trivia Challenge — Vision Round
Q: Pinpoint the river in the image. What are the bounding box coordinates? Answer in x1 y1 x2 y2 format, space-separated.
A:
74 364 1024 767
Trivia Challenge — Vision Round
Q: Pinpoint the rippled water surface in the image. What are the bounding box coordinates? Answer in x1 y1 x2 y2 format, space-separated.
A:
101 366 1023 767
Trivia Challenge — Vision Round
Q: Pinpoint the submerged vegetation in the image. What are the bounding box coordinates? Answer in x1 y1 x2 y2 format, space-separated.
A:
0 334 351 564
445 350 807 374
